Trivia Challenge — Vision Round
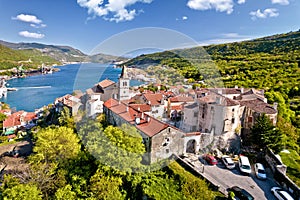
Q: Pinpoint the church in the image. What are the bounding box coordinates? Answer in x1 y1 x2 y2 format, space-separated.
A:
83 66 131 117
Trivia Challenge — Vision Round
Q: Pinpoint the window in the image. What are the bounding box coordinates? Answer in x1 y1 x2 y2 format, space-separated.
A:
192 126 197 131
167 127 171 133
232 118 235 124
166 149 170 154
123 81 128 87
163 137 170 147
248 116 253 123
232 108 235 112
194 112 198 117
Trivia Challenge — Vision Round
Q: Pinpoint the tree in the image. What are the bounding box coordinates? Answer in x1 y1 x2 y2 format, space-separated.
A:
89 169 124 200
78 122 145 173
2 184 43 200
251 114 283 153
0 112 7 135
58 107 75 129
55 185 77 200
31 126 80 163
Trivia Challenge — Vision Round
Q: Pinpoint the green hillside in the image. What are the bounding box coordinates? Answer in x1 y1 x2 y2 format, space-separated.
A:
0 44 60 72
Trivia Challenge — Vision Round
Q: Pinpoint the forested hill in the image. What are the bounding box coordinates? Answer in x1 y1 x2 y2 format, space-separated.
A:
203 30 300 57
0 40 125 66
0 44 60 70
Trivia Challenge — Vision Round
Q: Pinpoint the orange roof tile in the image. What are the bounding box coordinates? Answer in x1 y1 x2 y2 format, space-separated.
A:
98 79 115 88
143 93 163 106
169 96 194 103
129 104 151 112
104 98 169 137
240 98 277 114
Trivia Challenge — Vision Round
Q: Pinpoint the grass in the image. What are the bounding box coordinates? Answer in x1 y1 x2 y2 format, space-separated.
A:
280 149 300 187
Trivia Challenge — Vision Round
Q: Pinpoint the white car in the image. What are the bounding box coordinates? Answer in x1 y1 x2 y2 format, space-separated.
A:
254 163 267 180
238 155 251 175
271 187 294 200
221 155 235 169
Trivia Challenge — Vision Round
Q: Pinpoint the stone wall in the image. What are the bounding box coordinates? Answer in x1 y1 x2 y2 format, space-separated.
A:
265 149 300 200
151 127 185 163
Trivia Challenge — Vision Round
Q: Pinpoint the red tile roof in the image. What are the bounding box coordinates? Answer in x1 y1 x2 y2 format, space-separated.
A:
56 94 81 108
185 132 201 137
198 93 239 106
129 104 151 112
98 79 115 88
3 111 36 128
143 93 163 106
104 98 169 137
171 105 183 111
169 96 194 103
240 98 277 114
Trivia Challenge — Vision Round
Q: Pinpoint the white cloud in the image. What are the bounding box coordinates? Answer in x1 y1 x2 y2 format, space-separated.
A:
30 23 47 28
237 0 246 4
187 0 234 14
198 33 253 46
77 0 153 22
13 14 42 24
250 8 279 20
19 31 45 39
182 16 188 20
271 0 289 5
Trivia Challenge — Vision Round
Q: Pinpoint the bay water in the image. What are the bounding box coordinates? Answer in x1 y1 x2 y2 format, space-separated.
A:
1 63 123 111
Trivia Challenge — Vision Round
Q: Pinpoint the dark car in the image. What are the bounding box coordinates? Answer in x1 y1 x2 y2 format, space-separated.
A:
228 186 254 200
204 154 218 165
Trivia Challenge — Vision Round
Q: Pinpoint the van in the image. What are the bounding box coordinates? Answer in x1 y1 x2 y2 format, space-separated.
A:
239 155 251 175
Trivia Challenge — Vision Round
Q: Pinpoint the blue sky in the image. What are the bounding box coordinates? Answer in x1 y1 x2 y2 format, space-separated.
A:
0 0 299 54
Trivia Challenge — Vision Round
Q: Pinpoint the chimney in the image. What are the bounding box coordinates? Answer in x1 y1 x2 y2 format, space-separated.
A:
138 106 140 111
241 88 244 94
217 88 222 95
135 117 141 125
235 85 238 89
141 112 144 119
146 115 150 123
273 102 278 111
216 96 221 104
126 105 129 112
148 101 151 105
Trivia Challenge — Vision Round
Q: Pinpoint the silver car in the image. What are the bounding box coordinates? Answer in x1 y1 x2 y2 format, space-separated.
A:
222 155 235 169
271 187 294 200
254 163 267 180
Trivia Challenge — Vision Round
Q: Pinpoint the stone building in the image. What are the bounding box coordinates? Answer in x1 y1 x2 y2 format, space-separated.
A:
103 98 188 164
181 87 277 151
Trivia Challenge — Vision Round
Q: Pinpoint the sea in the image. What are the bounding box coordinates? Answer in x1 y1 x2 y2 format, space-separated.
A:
1 63 142 112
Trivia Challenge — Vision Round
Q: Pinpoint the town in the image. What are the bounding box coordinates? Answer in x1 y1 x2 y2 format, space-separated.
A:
1 65 299 199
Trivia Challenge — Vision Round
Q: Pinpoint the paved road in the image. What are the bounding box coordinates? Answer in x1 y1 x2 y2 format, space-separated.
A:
183 154 278 200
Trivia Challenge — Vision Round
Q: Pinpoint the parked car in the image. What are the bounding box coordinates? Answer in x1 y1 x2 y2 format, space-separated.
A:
221 155 235 169
204 154 218 165
254 163 267 180
228 186 254 200
271 187 294 200
238 155 251 175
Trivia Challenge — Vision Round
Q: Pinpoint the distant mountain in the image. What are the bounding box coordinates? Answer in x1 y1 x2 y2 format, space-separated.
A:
0 40 125 64
0 40 88 63
0 44 60 72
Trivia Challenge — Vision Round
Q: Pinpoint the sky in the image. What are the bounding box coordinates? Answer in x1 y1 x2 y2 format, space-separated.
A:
0 0 299 54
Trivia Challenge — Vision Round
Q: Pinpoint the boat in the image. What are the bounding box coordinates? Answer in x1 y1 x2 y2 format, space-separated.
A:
7 88 18 91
